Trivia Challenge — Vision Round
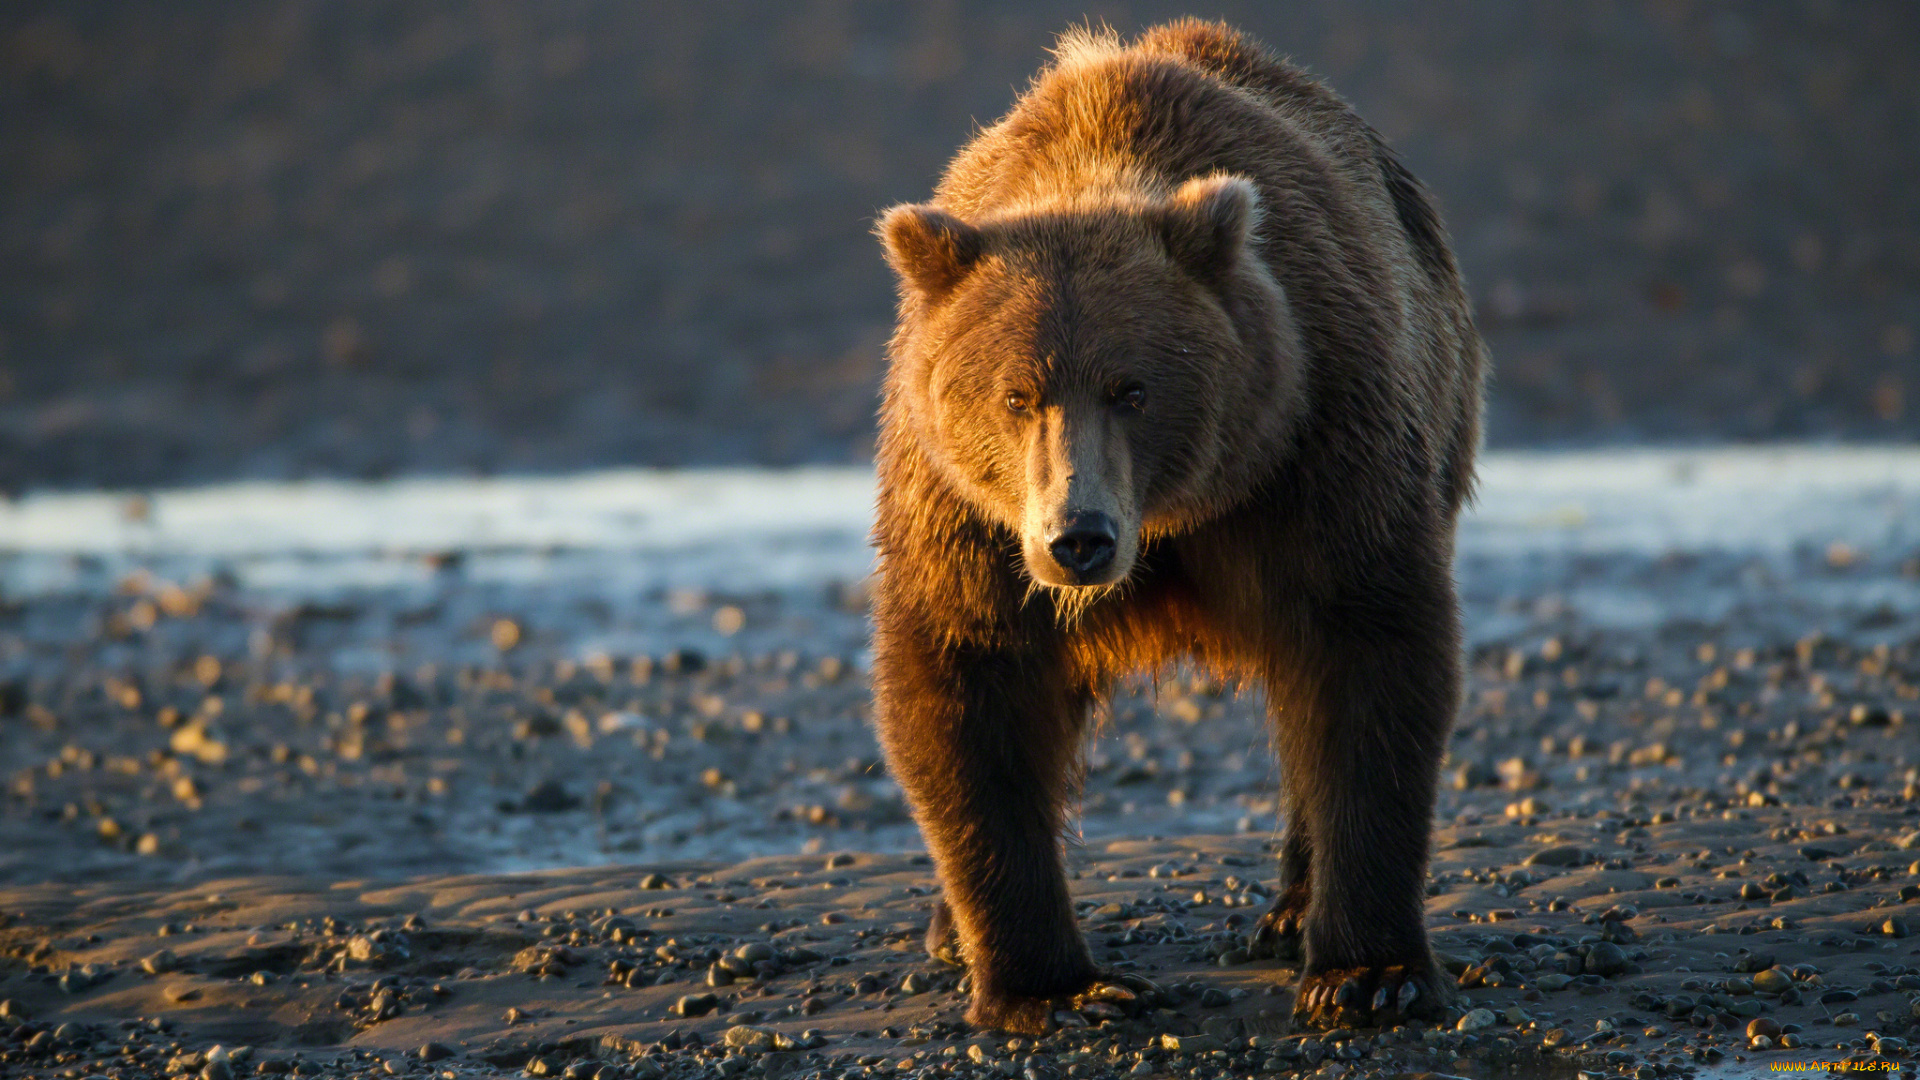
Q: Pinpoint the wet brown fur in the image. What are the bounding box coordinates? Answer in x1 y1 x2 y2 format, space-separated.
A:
869 20 1487 1033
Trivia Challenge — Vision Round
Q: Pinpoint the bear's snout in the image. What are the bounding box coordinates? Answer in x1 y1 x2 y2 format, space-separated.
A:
1047 511 1118 582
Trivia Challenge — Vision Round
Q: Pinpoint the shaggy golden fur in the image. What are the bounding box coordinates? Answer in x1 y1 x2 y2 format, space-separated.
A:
870 19 1487 1033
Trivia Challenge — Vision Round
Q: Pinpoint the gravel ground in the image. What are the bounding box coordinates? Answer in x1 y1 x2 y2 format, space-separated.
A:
3 455 1920 1077
3 2 1917 492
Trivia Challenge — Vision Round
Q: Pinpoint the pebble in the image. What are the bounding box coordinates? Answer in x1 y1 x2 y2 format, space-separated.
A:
1160 1033 1224 1054
1451 762 1498 789
723 1025 776 1054
1752 967 1793 994
673 993 720 1018
1524 844 1591 867
519 779 580 813
1583 942 1629 977
1457 1008 1497 1032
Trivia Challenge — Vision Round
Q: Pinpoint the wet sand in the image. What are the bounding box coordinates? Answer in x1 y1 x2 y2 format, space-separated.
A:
3 452 1920 1078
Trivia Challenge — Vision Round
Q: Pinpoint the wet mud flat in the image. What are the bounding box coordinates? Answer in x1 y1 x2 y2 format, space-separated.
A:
3 462 1920 1077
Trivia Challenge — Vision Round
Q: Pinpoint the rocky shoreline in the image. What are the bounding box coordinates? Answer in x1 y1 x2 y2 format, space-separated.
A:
3 458 1920 1077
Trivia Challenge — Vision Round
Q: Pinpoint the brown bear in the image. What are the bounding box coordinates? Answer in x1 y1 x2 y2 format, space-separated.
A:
869 20 1486 1034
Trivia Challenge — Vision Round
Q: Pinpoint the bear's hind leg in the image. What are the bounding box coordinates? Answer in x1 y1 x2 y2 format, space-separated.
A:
1246 813 1310 960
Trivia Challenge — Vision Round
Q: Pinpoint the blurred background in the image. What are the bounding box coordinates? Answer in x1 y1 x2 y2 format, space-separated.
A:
2 1 1915 494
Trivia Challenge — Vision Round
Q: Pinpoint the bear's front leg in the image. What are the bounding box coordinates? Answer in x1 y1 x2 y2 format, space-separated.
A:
871 629 1100 1034
1277 569 1462 1028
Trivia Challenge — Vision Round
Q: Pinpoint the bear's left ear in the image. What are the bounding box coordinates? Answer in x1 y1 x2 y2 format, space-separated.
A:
1158 174 1260 282
877 204 984 299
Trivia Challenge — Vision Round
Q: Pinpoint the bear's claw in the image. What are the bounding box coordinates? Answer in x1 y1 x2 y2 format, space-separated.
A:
968 972 1160 1036
1292 963 1449 1029
925 897 963 966
1244 891 1307 961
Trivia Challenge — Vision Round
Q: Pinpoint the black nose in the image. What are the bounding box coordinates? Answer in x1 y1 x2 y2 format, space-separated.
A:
1048 512 1117 578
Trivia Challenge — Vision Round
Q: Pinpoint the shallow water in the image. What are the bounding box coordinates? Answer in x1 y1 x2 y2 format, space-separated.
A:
4 447 1918 602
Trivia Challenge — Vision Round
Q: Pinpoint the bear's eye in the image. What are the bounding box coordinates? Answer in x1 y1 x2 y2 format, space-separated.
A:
1005 391 1030 415
1115 384 1147 411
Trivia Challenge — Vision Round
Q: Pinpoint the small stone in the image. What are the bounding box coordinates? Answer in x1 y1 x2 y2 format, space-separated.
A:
1747 1018 1782 1041
723 1026 776 1054
673 993 720 1017
1198 986 1230 1007
417 1043 454 1061
141 949 178 975
1457 1008 1497 1032
1583 942 1629 977
899 972 929 995
639 873 674 890
1752 968 1793 994
733 942 774 964
1524 844 1591 867
1160 1033 1225 1054
164 983 202 1003
1451 762 1498 790
1882 917 1910 938
520 779 580 813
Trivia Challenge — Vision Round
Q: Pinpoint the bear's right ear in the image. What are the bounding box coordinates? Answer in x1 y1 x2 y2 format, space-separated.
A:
1158 174 1261 283
877 204 983 298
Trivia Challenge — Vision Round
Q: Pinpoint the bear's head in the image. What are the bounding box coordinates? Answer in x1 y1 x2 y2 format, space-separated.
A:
878 174 1302 593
